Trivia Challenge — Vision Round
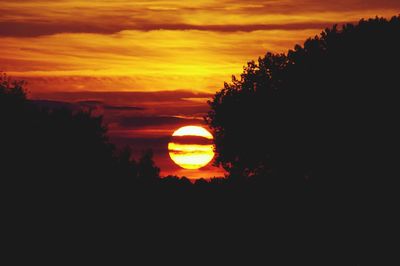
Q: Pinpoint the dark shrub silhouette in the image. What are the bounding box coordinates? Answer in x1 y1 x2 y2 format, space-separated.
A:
137 149 160 182
0 74 160 200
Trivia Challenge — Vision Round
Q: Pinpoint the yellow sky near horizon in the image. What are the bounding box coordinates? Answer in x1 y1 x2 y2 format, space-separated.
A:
0 0 399 93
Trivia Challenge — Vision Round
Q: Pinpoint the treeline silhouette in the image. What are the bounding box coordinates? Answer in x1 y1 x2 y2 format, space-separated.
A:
1 76 161 186
207 16 399 185
206 16 399 211
2 16 398 264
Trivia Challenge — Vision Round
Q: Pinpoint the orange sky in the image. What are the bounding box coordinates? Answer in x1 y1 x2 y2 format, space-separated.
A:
1 0 399 178
1 0 399 93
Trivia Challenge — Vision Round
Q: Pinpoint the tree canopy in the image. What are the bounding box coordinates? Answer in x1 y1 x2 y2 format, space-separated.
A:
206 16 400 187
0 74 160 195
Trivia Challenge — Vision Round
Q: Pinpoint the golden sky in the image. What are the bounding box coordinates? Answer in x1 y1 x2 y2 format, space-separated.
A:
1 0 399 93
1 1 399 178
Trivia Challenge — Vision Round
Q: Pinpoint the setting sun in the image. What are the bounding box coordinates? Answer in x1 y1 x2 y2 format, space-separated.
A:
168 126 215 170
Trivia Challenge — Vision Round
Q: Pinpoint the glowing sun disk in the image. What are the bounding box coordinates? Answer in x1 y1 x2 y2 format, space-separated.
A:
168 126 214 170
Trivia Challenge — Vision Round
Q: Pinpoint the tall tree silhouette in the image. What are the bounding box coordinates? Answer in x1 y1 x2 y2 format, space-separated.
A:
206 16 400 189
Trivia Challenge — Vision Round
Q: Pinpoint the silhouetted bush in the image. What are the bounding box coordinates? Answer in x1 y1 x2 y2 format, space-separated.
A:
0 74 161 201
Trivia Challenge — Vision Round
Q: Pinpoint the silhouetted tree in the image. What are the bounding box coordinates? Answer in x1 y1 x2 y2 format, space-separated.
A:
0 75 161 199
115 146 138 178
137 149 160 182
206 16 400 191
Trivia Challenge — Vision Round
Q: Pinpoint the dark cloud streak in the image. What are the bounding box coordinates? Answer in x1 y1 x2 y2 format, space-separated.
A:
1 0 399 37
103 105 145 111
0 21 352 37
31 90 213 105
119 116 203 128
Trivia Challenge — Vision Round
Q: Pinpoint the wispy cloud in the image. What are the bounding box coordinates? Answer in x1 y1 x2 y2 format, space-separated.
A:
1 1 398 36
119 116 203 128
1 1 398 94
1 29 321 94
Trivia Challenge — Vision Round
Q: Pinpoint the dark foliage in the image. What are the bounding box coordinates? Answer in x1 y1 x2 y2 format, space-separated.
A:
207 16 400 188
206 16 398 262
0 74 161 197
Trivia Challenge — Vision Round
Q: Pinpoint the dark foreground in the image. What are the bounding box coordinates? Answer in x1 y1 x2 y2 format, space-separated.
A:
4 172 394 265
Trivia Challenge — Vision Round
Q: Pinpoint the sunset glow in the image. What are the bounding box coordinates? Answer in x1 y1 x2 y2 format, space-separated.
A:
1 0 398 179
1 1 398 93
1 1 397 254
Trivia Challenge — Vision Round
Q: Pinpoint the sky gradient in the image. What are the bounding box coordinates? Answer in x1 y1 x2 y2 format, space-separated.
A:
1 0 399 178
